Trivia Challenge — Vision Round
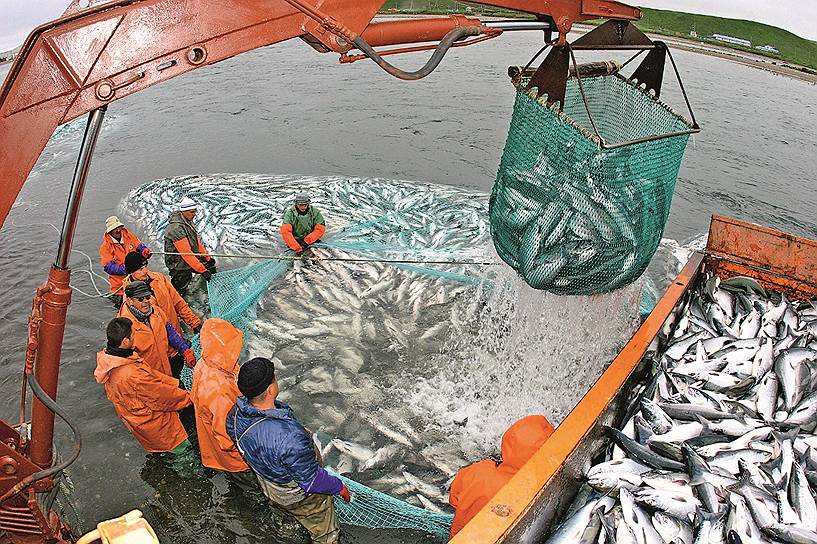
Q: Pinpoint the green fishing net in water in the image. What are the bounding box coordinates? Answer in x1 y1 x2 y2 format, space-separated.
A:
333 472 453 540
176 222 493 540
178 257 455 540
490 75 693 294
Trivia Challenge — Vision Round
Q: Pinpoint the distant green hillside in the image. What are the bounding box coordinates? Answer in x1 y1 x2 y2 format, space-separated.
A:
634 8 816 71
380 2 817 71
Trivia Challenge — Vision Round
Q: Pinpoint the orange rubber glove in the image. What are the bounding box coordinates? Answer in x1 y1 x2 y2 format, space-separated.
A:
183 349 197 368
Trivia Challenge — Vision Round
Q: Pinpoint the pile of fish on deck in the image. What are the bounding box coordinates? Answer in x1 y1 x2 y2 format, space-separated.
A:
549 273 817 544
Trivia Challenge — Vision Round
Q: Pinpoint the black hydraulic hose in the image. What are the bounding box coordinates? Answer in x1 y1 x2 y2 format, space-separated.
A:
0 373 82 503
28 372 82 476
351 26 483 81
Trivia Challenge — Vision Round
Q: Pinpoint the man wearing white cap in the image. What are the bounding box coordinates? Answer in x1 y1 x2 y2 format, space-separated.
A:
163 197 216 296
99 215 151 309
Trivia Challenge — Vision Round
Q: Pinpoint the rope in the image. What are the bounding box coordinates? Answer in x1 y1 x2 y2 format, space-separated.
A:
154 250 499 267
1 221 115 299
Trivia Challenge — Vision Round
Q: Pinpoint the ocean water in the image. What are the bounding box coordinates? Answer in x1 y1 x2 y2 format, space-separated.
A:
0 28 816 542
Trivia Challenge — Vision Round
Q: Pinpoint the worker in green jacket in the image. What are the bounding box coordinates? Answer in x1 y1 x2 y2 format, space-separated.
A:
280 193 326 256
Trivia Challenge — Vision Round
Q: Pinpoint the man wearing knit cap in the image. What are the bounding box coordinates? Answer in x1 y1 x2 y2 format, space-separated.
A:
123 251 202 375
227 357 349 543
163 197 216 297
281 192 326 257
99 215 151 309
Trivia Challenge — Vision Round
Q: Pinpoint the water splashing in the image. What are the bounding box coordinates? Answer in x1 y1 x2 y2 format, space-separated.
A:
407 261 642 461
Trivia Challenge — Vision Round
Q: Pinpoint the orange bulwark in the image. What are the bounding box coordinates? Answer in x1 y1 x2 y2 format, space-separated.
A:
454 214 817 542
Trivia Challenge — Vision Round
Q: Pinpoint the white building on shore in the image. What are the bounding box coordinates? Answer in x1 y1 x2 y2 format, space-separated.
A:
712 34 751 47
756 44 779 53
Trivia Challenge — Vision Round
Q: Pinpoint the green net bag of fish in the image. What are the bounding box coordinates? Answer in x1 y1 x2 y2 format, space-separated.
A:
490 75 693 294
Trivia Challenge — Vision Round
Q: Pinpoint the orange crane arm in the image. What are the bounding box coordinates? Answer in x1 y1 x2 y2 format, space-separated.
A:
0 0 638 228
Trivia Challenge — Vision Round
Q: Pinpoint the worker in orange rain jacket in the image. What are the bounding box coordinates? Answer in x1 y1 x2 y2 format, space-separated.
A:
448 415 555 537
124 251 202 377
191 318 251 476
163 197 216 296
118 280 197 378
281 192 326 257
99 215 151 309
95 316 193 459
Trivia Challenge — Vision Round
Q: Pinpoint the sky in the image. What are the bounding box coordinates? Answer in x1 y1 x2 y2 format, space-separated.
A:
2 0 816 52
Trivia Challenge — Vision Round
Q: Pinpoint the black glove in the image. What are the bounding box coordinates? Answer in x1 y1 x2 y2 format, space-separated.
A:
204 258 217 273
201 270 213 282
192 324 202 334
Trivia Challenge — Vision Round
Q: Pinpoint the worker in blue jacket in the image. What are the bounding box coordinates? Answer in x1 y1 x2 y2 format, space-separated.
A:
226 357 350 544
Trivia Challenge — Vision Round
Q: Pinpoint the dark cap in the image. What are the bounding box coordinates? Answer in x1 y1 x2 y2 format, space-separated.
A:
237 357 276 399
124 251 147 275
124 280 153 299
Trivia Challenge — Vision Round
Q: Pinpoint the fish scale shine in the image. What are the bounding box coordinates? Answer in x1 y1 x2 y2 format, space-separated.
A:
576 272 817 543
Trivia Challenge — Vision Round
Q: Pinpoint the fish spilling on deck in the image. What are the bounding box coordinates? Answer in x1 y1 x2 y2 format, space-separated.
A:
551 273 817 544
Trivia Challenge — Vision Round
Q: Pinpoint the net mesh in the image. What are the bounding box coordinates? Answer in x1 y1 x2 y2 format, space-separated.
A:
333 473 453 540
177 227 471 540
490 75 692 295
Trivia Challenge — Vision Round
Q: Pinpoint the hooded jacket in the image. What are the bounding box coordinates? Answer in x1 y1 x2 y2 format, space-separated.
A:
95 349 191 452
99 228 147 292
163 211 211 274
118 303 189 376
191 319 248 472
124 270 201 338
448 415 555 537
225 397 342 500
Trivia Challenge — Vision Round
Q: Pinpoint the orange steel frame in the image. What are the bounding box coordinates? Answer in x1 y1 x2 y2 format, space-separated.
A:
0 0 644 541
0 0 639 227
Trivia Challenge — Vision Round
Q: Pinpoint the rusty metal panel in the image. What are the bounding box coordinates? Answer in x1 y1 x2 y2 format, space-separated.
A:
451 253 704 543
3 44 76 115
50 15 124 85
706 214 817 299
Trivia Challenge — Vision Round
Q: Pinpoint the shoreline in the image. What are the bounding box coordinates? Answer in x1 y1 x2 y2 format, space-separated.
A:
625 30 817 84
376 14 817 84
